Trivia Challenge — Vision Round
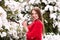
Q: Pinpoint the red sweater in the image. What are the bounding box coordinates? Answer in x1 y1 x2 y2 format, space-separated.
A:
26 19 43 40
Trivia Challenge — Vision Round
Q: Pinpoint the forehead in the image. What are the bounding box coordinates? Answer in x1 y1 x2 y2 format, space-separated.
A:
32 10 37 13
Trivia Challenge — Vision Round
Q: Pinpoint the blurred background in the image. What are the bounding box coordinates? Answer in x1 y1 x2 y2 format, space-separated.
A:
0 0 60 40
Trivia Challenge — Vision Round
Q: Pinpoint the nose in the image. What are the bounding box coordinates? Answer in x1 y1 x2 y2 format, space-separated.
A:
32 14 36 17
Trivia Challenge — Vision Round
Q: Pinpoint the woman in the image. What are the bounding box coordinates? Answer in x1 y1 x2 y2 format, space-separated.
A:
22 7 44 40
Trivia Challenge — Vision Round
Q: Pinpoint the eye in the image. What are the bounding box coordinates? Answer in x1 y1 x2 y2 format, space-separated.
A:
31 12 33 15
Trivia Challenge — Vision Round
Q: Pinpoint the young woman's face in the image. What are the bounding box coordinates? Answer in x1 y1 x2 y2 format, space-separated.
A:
31 10 39 20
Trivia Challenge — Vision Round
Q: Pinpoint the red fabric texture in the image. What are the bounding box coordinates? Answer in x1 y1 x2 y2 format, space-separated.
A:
26 19 43 40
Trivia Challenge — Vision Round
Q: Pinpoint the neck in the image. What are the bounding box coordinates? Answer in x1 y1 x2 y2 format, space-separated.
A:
33 18 38 21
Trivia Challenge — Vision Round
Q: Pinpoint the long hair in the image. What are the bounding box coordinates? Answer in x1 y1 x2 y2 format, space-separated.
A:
30 7 42 21
30 7 45 34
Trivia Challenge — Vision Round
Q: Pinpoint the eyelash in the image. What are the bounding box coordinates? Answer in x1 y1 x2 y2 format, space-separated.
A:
31 13 37 15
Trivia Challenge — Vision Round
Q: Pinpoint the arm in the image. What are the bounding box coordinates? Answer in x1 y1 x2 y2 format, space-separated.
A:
22 20 28 32
42 17 45 36
27 20 43 39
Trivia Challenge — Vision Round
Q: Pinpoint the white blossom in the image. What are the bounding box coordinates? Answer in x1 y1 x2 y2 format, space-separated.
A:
53 6 58 11
49 6 53 13
24 14 29 20
40 9 45 14
10 21 19 30
42 0 48 4
0 0 60 40
44 5 49 11
18 13 23 19
50 13 57 20
45 5 54 13
22 2 27 7
12 30 19 39
5 1 20 11
57 15 60 20
0 0 1 1
43 33 60 40
29 0 35 4
25 5 30 11
0 6 10 30
56 1 60 8
53 21 58 28
35 0 41 4
19 0 23 2
18 20 24 31
1 32 7 37
4 0 10 6
0 17 2 28
30 5 34 10
47 0 56 4
57 7 60 12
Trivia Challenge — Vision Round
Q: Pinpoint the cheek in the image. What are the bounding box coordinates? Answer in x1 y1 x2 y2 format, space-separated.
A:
32 14 39 18
32 15 36 17
31 15 35 18
35 14 39 17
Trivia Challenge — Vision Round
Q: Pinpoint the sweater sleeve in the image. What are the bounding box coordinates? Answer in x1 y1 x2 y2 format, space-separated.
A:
26 20 43 39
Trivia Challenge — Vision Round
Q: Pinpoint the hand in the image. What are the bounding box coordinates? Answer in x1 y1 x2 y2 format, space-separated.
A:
0 13 2 16
22 20 28 32
42 33 45 38
22 20 27 27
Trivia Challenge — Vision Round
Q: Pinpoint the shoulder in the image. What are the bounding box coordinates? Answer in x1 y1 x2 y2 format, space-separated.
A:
35 19 43 25
35 19 42 23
